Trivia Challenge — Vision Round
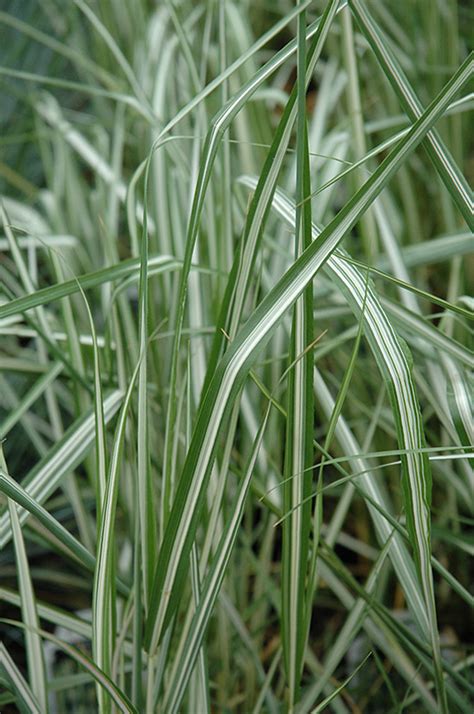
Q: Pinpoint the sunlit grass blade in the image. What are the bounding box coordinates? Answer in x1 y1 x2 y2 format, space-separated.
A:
135 151 157 608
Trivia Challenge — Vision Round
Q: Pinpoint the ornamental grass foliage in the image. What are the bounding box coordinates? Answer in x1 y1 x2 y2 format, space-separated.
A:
0 1 472 712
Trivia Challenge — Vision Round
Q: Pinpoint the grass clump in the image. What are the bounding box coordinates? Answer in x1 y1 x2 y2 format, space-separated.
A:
0 1 472 712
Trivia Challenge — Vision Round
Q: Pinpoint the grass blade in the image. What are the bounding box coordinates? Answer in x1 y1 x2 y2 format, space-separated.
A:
2 449 48 713
281 6 314 706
